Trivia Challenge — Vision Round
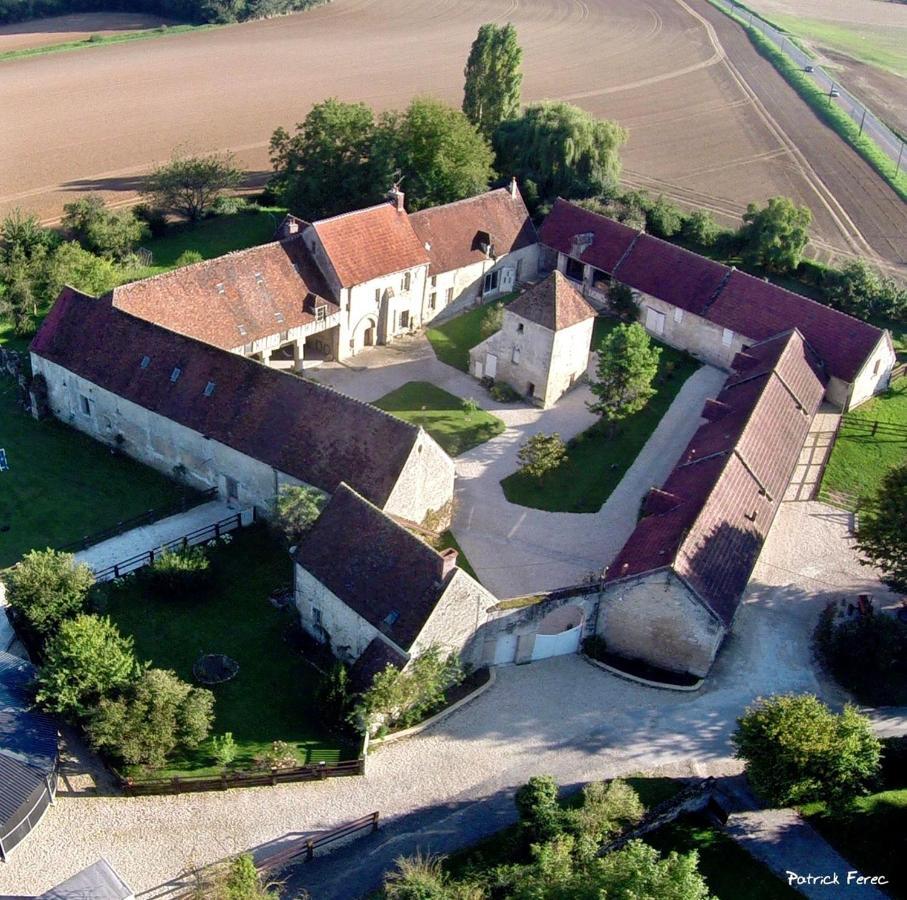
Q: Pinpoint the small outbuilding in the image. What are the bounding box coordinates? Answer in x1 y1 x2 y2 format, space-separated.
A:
0 651 59 862
469 271 597 408
39 858 134 900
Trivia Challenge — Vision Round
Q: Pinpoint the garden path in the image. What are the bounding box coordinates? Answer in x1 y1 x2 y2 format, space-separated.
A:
310 334 727 597
75 500 250 578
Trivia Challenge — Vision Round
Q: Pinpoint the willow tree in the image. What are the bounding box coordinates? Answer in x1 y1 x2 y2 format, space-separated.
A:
462 23 523 138
493 101 627 203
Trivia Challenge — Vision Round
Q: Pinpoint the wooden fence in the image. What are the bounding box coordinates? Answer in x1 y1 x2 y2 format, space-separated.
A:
120 757 365 797
258 811 380 871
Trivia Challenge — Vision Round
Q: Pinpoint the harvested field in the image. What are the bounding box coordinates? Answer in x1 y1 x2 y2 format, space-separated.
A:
1 0 905 274
821 50 907 138
0 12 174 53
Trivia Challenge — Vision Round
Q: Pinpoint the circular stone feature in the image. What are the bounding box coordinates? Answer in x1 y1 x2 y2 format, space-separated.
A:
193 653 240 685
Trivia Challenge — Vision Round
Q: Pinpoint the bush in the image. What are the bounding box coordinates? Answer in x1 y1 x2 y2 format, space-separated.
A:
274 484 327 546
132 203 168 239
210 194 250 216
222 854 279 900
645 195 684 238
515 774 565 844
565 779 645 846
681 209 720 248
147 546 213 598
174 249 203 267
61 195 146 260
489 381 521 403
36 614 141 719
732 693 881 808
517 433 568 480
3 548 93 639
212 731 238 767
87 668 214 768
607 282 637 320
316 661 353 731
254 740 298 770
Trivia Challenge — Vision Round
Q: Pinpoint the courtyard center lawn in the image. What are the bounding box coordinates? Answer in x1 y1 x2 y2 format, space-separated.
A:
819 377 907 504
94 526 349 778
501 318 699 513
801 790 907 897
0 379 189 569
374 381 505 457
425 292 520 371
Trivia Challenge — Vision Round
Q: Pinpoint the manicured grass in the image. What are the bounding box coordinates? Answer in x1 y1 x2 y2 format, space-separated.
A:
445 777 797 899
802 790 907 896
425 292 520 371
94 526 349 777
373 381 505 457
501 319 699 512
820 377 907 503
0 379 189 569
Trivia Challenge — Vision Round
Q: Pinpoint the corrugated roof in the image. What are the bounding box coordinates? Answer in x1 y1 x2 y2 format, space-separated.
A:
313 202 430 288
409 187 537 275
31 290 420 508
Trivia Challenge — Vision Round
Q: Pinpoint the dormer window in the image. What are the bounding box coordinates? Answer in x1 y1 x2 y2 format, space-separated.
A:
203 381 216 397
315 305 326 322
140 355 151 369
238 324 247 336
254 272 264 284
170 367 182 382
216 283 225 294
275 311 285 324
383 610 399 627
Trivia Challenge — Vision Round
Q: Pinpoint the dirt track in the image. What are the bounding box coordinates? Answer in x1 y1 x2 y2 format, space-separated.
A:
0 0 904 272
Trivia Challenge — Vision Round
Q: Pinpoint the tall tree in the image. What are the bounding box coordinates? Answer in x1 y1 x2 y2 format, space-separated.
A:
269 98 378 218
463 23 523 138
739 196 812 273
494 102 627 204
144 151 243 221
372 97 495 211
856 461 907 593
588 322 661 429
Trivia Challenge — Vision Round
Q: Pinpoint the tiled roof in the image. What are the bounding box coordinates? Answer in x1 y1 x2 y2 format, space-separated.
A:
409 187 537 275
507 271 596 331
313 202 430 288
540 200 886 382
606 330 826 625
706 270 884 383
31 290 420 507
538 198 639 274
294 484 453 651
112 237 337 351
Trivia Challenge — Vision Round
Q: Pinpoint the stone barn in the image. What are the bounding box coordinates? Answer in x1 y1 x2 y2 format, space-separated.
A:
469 271 596 407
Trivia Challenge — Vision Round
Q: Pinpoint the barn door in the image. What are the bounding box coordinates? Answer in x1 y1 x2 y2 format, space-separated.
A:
645 306 665 336
500 266 516 293
485 353 498 379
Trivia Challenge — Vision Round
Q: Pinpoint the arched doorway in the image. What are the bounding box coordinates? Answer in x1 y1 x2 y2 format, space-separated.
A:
353 315 378 352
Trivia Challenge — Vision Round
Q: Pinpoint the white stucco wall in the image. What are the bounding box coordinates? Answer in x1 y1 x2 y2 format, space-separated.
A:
596 571 725 678
846 332 897 410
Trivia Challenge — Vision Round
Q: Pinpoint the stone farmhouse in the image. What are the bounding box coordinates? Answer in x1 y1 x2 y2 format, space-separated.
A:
29 289 454 525
469 271 597 407
539 199 895 410
294 484 496 681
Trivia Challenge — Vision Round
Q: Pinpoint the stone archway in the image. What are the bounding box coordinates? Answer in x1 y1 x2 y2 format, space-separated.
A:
353 315 378 353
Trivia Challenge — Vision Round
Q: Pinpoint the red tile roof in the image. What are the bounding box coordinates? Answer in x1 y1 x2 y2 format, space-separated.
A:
538 198 639 274
606 330 826 625
313 202 430 288
408 187 537 275
507 271 596 331
294 484 454 651
540 200 887 382
31 289 420 507
111 237 336 351
706 270 884 383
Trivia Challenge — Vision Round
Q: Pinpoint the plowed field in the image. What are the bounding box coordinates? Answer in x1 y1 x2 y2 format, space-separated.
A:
1 0 904 272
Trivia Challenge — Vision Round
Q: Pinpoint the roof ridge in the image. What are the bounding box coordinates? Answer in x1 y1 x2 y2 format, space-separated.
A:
408 187 513 217
312 201 396 227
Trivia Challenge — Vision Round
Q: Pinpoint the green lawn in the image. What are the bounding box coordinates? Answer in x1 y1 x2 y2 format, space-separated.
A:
802 790 907 896
820 377 907 503
0 379 190 569
373 381 505 457
425 292 520 371
444 777 797 899
94 526 349 777
501 318 699 512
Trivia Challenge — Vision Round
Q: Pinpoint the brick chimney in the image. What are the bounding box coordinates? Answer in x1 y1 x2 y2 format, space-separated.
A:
509 176 518 199
387 187 405 212
440 547 458 578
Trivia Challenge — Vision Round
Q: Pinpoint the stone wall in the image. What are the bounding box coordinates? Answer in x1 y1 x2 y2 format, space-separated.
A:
847 332 897 410
545 318 595 407
383 430 456 528
596 571 725 678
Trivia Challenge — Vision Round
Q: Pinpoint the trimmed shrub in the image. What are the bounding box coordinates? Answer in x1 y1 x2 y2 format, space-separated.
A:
147 546 214 598
489 381 521 403
515 774 565 843
174 249 203 267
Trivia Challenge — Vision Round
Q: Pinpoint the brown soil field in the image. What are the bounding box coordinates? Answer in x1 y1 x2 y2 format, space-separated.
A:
0 12 174 52
822 49 907 137
745 0 906 31
0 0 904 274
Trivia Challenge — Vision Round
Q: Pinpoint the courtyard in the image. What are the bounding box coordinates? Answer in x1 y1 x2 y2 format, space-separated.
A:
0 376 190 569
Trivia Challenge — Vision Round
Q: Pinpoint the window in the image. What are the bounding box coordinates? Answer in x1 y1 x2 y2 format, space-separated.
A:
215 283 225 294
140 355 151 369
403 272 411 292
431 275 437 288
170 367 182 382
280 330 289 342
429 292 437 311
79 394 91 416
483 270 500 294
446 287 454 304
225 476 239 501
315 305 326 322
399 310 410 329
203 381 216 397
512 346 521 364
722 328 734 347
516 323 524 334
564 257 584 282
375 287 381 304
873 359 881 375
515 259 522 282
383 610 399 627
673 308 684 324
275 311 285 324
312 607 322 626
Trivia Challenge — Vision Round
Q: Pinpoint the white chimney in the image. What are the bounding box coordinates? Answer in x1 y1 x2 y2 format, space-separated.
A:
509 176 518 200
440 547 458 578
387 187 405 212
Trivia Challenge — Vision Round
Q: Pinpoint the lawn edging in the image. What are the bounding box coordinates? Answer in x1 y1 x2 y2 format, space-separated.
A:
370 667 495 747
706 0 907 202
582 654 704 693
